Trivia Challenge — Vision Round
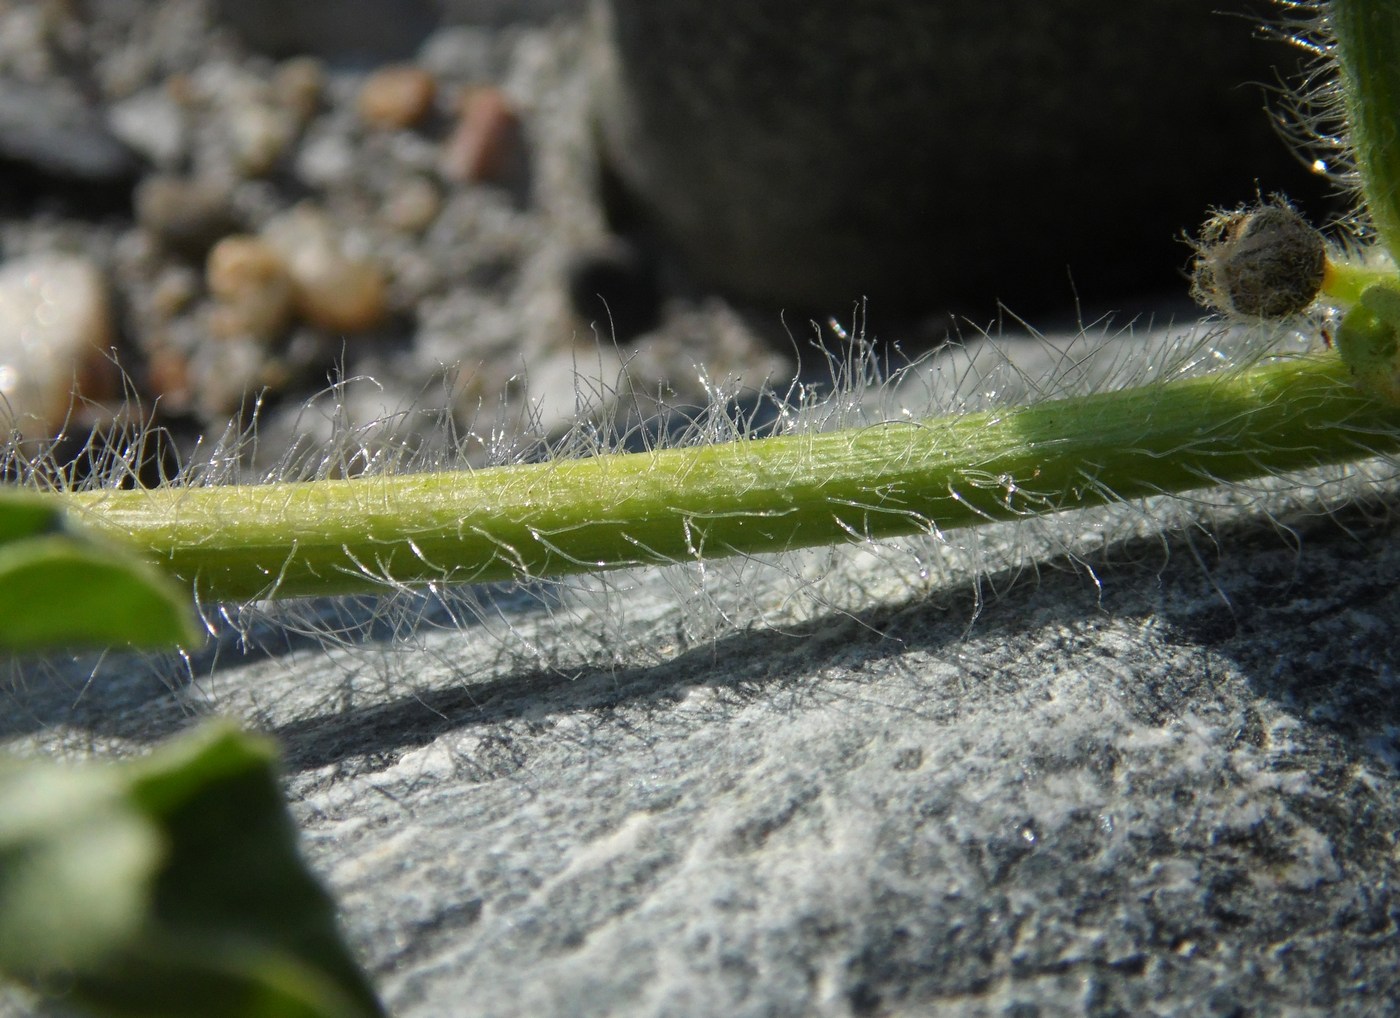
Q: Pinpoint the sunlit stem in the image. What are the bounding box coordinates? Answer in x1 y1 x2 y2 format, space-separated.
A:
48 354 1400 603
1321 255 1400 306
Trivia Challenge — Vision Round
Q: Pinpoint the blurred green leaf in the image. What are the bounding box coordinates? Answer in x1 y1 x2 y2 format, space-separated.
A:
0 759 161 974
0 489 61 544
1 724 384 1018
116 726 384 1018
0 489 199 652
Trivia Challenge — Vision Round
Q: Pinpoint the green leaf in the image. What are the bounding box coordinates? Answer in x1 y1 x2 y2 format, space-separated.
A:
0 759 161 974
0 489 199 652
0 488 62 545
0 724 384 1018
117 726 384 1018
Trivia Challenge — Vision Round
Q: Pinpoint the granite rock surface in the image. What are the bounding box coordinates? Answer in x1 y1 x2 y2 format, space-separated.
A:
5 438 1399 1016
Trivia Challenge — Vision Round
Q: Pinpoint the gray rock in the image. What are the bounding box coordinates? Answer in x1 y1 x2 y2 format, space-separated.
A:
0 80 137 183
134 175 240 260
107 88 189 170
589 1 1328 315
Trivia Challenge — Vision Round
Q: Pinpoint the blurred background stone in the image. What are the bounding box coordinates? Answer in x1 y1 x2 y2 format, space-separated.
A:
0 254 116 437
211 0 441 63
589 0 1330 318
0 79 139 211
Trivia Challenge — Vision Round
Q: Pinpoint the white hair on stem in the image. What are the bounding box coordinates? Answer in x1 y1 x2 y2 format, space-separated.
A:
6 297 1397 730
9 0 1400 727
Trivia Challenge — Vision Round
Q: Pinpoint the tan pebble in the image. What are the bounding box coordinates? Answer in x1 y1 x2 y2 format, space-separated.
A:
261 207 387 333
273 56 326 126
439 86 521 184
0 254 116 436
381 175 441 233
207 236 289 302
205 235 295 341
145 347 194 412
229 104 296 177
289 249 387 333
357 65 437 131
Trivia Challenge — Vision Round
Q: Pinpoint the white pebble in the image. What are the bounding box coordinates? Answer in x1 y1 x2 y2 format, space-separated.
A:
107 88 188 169
294 128 357 190
228 103 296 177
0 255 115 437
381 175 441 233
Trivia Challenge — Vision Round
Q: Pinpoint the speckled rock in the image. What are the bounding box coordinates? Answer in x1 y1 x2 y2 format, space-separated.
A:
5 6 1397 1012
4 405 1400 1016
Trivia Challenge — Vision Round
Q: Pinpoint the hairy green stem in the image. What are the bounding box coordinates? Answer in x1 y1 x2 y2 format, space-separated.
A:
20 0 1400 608
1331 0 1400 261
1323 258 1400 305
50 353 1400 603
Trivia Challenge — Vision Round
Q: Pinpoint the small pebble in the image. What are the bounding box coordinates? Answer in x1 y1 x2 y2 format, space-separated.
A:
0 254 116 436
273 56 326 126
439 86 521 184
228 103 297 177
262 206 388 333
163 72 199 108
294 128 357 190
136 175 240 260
357 65 437 131
436 86 520 184
147 265 201 321
0 4 58 80
381 175 442 233
106 87 188 168
417 26 495 81
205 235 295 341
145 347 195 413
187 333 268 418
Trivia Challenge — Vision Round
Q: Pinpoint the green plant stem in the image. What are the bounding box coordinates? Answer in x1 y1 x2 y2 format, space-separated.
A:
1331 0 1400 262
1323 257 1400 305
47 352 1400 603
